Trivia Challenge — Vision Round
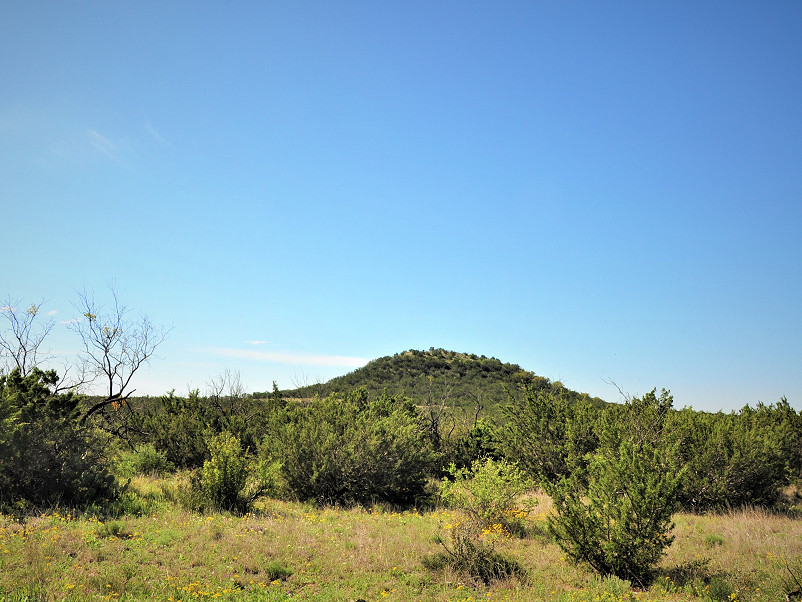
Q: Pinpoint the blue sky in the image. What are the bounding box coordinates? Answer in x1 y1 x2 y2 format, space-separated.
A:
2 2 801 411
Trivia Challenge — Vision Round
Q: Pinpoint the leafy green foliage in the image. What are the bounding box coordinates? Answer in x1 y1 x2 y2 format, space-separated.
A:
262 388 435 506
670 402 793 511
133 383 285 471
450 418 503 469
545 390 684 587
0 368 117 511
133 391 213 469
503 387 599 483
439 458 535 533
426 457 532 584
114 443 173 478
197 431 249 511
186 431 279 513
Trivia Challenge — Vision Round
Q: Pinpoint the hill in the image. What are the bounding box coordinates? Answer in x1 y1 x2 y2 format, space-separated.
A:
268 348 606 416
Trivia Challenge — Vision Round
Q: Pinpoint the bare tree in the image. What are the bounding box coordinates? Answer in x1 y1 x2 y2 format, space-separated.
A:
206 368 258 426
419 375 458 451
0 298 54 376
69 286 170 428
290 369 325 398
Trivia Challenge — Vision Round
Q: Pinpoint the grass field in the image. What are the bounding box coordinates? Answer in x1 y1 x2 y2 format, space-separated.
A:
1 477 800 602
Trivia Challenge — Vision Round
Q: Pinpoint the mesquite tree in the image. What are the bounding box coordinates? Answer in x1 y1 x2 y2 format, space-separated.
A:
68 286 170 439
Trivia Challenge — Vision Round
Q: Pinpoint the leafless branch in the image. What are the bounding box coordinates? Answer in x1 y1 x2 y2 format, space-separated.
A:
206 369 259 426
602 377 632 403
0 297 55 376
290 369 325 397
69 286 170 424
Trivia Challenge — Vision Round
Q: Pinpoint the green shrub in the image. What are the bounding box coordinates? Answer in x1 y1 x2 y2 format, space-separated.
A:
177 431 280 513
503 387 599 484
197 431 249 511
439 457 535 534
449 419 502 469
263 389 435 506
427 457 532 584
0 368 118 512
136 391 210 469
670 406 788 511
114 443 173 477
545 390 683 587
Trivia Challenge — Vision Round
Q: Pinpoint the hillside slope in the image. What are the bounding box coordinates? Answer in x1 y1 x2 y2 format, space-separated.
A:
273 348 606 415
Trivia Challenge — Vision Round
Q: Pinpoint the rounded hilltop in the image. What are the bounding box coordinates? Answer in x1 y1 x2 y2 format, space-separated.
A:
272 348 606 415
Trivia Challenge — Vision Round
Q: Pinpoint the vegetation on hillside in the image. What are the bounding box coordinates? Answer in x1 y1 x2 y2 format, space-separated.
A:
270 348 607 414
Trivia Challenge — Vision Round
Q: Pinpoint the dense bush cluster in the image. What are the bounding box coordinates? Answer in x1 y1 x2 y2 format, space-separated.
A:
503 386 802 584
504 386 802 515
0 368 117 513
260 388 435 506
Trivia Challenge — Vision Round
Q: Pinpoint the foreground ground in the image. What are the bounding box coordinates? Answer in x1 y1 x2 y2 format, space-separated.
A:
1 478 800 602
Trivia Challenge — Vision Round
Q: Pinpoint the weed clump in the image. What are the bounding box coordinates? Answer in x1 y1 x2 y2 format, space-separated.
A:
705 533 725 548
422 522 524 585
95 520 133 539
263 560 293 582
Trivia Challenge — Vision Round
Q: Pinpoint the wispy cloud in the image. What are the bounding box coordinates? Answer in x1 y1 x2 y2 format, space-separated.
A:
87 129 117 158
87 129 133 170
144 122 167 146
59 318 80 325
47 310 58 316
204 347 369 368
174 360 221 368
245 340 268 345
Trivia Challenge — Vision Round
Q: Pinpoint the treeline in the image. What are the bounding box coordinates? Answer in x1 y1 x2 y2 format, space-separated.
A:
2 365 800 517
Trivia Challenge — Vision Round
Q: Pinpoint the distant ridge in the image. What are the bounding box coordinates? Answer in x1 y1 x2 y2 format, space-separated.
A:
272 348 606 415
